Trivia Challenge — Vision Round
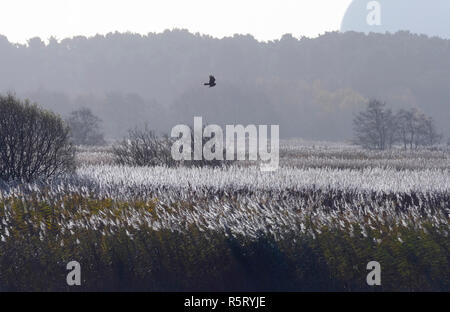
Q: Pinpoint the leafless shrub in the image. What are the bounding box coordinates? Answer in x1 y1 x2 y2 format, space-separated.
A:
112 124 235 168
112 125 175 167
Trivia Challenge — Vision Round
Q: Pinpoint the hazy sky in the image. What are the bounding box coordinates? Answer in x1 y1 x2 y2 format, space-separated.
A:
0 0 353 43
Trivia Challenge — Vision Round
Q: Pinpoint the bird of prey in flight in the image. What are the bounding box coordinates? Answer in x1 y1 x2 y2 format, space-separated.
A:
204 75 216 87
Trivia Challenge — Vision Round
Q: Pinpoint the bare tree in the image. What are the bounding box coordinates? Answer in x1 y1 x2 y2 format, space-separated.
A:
396 109 412 150
353 100 395 150
66 107 106 146
396 108 423 150
0 94 75 183
396 108 442 149
416 115 442 147
112 125 175 167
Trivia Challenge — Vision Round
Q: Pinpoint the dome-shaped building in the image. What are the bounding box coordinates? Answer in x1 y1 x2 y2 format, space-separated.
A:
341 0 450 39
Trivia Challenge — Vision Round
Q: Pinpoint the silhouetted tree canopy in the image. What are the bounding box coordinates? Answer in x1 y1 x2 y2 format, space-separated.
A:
0 94 75 183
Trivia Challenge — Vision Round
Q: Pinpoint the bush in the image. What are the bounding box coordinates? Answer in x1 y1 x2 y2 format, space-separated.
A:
112 125 175 167
0 94 75 182
113 124 234 168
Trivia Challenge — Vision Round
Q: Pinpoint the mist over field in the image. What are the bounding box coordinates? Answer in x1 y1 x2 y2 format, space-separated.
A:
1 30 449 140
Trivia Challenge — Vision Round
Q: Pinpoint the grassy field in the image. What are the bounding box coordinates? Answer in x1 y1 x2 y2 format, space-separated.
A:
0 142 449 291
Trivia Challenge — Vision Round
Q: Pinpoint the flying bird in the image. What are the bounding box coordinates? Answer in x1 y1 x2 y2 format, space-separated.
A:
204 75 216 87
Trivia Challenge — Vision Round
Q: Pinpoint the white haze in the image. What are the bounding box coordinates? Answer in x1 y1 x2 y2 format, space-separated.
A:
0 0 352 44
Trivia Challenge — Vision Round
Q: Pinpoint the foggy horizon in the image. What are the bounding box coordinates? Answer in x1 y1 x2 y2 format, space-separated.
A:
2 29 449 142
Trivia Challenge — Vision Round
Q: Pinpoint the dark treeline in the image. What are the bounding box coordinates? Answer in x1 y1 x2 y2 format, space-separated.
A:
1 29 449 140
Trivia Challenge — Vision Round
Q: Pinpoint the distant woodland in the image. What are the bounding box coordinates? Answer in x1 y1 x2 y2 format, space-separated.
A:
0 30 449 141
